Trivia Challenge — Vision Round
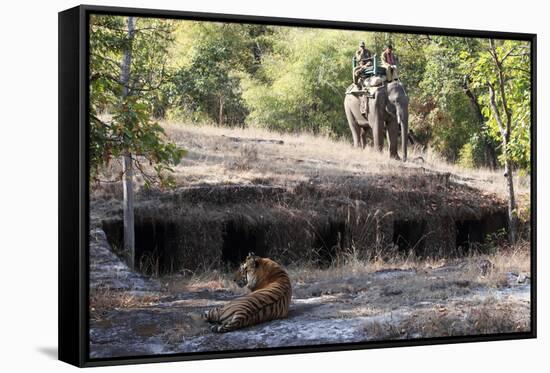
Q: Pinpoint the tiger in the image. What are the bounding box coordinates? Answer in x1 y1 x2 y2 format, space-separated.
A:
204 253 292 333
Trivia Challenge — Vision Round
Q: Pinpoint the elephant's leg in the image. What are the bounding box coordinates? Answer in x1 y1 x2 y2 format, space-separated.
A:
345 95 369 149
370 106 385 152
350 122 361 148
371 122 384 152
386 116 400 159
360 127 368 149
396 100 409 162
387 82 409 162
369 89 388 153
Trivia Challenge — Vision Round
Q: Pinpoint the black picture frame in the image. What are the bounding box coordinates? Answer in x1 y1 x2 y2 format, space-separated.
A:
58 4 537 367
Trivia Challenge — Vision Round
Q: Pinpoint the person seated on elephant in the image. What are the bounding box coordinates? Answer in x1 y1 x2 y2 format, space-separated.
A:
381 44 399 81
352 41 373 89
353 62 370 89
355 41 372 66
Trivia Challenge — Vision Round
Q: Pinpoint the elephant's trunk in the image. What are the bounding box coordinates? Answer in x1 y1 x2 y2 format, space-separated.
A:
396 101 409 162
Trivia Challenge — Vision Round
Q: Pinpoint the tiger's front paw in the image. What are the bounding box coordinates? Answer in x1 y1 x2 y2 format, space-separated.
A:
210 324 224 333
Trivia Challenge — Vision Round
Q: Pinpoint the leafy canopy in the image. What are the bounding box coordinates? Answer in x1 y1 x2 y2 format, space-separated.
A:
89 15 186 188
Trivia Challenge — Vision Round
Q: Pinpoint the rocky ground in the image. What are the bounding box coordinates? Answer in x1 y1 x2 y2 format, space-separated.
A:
89 228 531 359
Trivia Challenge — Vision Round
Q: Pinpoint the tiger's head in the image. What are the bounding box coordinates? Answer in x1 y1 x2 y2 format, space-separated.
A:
234 252 260 289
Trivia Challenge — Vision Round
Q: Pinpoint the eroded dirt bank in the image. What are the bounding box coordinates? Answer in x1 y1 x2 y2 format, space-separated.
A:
93 176 509 275
91 124 521 275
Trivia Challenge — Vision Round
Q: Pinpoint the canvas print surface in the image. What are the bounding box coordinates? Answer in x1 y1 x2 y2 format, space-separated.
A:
88 14 533 359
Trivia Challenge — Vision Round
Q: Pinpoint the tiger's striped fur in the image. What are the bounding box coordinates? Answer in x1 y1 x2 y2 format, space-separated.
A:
204 253 292 333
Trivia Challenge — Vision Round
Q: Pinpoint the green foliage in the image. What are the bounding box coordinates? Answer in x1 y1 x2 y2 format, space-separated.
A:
427 93 479 162
89 15 186 187
243 29 370 137
164 22 274 125
388 34 430 94
461 39 531 171
416 37 490 163
458 142 476 169
458 136 487 169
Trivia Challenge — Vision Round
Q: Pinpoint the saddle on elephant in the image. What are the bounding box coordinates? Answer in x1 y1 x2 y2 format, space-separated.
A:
345 76 386 117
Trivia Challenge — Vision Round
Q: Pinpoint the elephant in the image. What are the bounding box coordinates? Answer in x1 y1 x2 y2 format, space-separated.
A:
344 78 409 161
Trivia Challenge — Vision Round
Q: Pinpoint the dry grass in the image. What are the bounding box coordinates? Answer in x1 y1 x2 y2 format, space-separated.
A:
89 288 161 321
230 144 259 171
159 121 530 200
151 239 529 302
288 236 528 279
364 298 530 340
95 119 529 200
459 241 531 287
162 269 246 295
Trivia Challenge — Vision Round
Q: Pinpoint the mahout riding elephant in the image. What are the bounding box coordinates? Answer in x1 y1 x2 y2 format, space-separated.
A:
344 77 409 161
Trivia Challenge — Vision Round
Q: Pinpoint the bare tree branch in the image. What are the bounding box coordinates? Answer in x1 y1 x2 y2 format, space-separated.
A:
500 45 520 62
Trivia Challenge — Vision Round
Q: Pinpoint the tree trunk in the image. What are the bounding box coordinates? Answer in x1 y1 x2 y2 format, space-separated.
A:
503 146 519 244
488 80 518 244
218 94 224 126
120 16 137 268
462 76 498 169
487 39 520 244
122 154 135 268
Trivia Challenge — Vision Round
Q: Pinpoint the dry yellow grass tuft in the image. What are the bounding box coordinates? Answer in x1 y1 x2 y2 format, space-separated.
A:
364 299 530 340
164 271 246 295
90 288 161 321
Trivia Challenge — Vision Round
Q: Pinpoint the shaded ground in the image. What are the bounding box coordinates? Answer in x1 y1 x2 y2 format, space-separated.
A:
89 228 531 359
